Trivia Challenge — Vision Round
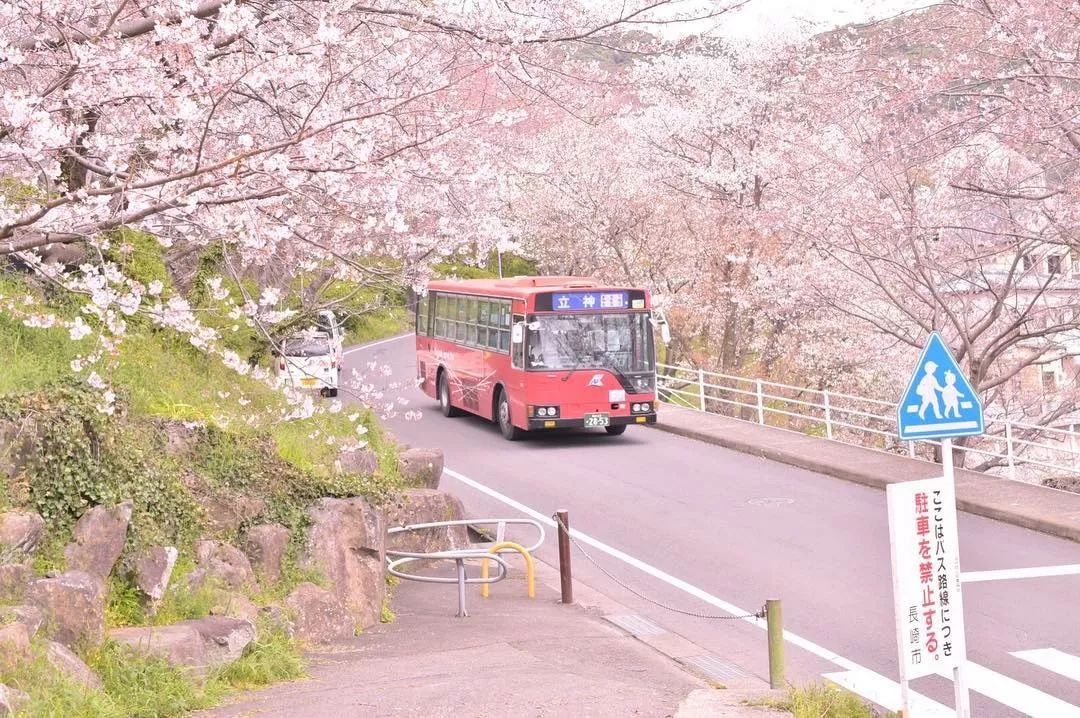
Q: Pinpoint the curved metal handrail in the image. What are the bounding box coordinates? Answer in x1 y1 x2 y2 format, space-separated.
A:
387 517 546 554
387 553 509 584
385 519 545 617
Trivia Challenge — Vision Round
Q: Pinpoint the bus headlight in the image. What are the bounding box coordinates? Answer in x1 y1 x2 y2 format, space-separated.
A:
641 402 650 412
632 403 641 412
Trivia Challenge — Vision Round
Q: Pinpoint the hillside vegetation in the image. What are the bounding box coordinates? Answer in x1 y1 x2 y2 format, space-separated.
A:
0 243 409 716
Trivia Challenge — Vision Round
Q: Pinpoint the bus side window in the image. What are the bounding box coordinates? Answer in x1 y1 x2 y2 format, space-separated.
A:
417 295 429 336
512 314 525 368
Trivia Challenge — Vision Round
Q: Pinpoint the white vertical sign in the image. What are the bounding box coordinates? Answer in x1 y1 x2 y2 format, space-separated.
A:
887 477 967 685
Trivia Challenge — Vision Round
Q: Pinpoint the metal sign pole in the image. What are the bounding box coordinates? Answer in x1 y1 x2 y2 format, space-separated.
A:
888 488 911 718
941 438 972 718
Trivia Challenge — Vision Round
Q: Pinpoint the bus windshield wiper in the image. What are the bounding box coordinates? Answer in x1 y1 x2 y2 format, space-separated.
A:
555 332 589 382
599 354 633 392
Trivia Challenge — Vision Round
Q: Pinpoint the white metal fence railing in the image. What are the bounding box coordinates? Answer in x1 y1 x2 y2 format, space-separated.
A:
655 362 1080 487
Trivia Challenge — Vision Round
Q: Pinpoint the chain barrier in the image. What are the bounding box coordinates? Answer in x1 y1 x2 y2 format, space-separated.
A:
551 512 765 621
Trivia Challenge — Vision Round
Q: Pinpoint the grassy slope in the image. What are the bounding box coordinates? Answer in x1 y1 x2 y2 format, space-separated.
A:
0 276 404 477
0 271 407 716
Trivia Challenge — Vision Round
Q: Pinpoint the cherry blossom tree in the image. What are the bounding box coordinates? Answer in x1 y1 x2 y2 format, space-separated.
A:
0 0 743 419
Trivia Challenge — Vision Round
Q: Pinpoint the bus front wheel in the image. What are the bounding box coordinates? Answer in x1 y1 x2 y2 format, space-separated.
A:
438 372 462 418
605 424 627 436
497 390 523 441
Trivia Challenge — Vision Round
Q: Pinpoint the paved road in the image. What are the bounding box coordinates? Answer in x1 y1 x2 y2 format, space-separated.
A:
348 335 1080 717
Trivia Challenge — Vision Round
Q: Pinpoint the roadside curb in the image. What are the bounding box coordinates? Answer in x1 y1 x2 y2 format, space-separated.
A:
652 408 1080 544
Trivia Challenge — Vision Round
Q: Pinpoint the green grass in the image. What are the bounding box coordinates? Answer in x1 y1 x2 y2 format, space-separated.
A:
105 558 222 630
104 576 145 629
749 683 890 718
0 302 78 395
88 641 224 718
1 639 220 718
151 560 221 627
345 304 407 346
1 644 118 718
213 621 305 690
3 627 305 718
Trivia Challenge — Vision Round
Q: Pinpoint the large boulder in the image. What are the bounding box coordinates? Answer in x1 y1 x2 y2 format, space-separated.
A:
284 582 354 645
303 498 385 629
63 500 133 579
0 622 31 673
108 617 254 675
109 623 206 673
45 640 102 690
134 546 178 603
0 684 29 716
28 570 105 647
203 493 267 536
0 605 43 638
209 590 259 625
335 446 379 477
185 616 256 666
0 563 32 603
398 448 444 489
383 489 469 554
240 524 290 584
193 540 255 590
0 511 44 558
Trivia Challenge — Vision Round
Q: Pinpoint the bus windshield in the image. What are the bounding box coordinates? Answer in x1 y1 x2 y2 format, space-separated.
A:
525 312 654 373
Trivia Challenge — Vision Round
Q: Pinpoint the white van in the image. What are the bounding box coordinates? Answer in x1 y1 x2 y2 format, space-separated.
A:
276 330 339 397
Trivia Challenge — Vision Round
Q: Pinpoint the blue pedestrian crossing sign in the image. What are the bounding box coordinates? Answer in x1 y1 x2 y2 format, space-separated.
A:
897 332 984 441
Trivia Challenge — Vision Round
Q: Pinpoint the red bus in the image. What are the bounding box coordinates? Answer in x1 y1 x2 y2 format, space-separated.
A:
415 277 658 440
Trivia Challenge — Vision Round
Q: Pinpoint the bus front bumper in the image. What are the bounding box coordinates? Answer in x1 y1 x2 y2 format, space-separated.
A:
527 413 657 430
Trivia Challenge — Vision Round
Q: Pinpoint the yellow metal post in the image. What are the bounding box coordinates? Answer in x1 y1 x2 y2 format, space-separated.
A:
480 541 535 599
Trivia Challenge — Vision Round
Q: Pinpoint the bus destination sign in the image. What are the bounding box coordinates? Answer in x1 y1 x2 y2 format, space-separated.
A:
552 291 629 311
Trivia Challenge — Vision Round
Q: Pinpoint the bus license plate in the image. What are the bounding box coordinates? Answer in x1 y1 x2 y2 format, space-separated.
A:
301 378 318 387
584 413 610 428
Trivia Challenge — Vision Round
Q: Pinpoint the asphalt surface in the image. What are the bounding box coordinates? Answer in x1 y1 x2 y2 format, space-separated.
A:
348 335 1080 717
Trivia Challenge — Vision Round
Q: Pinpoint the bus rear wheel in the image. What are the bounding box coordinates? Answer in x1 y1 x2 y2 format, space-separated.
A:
438 372 462 417
605 424 627 436
497 390 523 441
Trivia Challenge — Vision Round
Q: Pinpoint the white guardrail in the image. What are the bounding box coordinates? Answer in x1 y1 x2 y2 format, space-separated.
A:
656 362 1080 486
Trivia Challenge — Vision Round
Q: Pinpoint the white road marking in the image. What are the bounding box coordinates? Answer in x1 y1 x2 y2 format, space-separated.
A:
939 662 1080 716
443 466 1080 715
343 333 411 355
824 669 952 716
1013 649 1080 684
961 564 1080 583
444 469 880 673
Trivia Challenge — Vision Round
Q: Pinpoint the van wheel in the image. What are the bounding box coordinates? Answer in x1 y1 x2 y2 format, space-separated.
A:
497 390 523 441
438 372 462 417
605 424 627 436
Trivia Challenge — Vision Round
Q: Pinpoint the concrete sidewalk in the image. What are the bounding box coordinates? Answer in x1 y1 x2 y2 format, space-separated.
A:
654 404 1080 543
200 558 786 718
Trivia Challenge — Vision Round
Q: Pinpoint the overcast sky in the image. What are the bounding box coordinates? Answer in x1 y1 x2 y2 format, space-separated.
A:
649 0 927 42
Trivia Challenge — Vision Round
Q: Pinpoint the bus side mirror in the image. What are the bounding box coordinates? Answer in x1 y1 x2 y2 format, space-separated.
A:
512 323 524 344
660 323 671 345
